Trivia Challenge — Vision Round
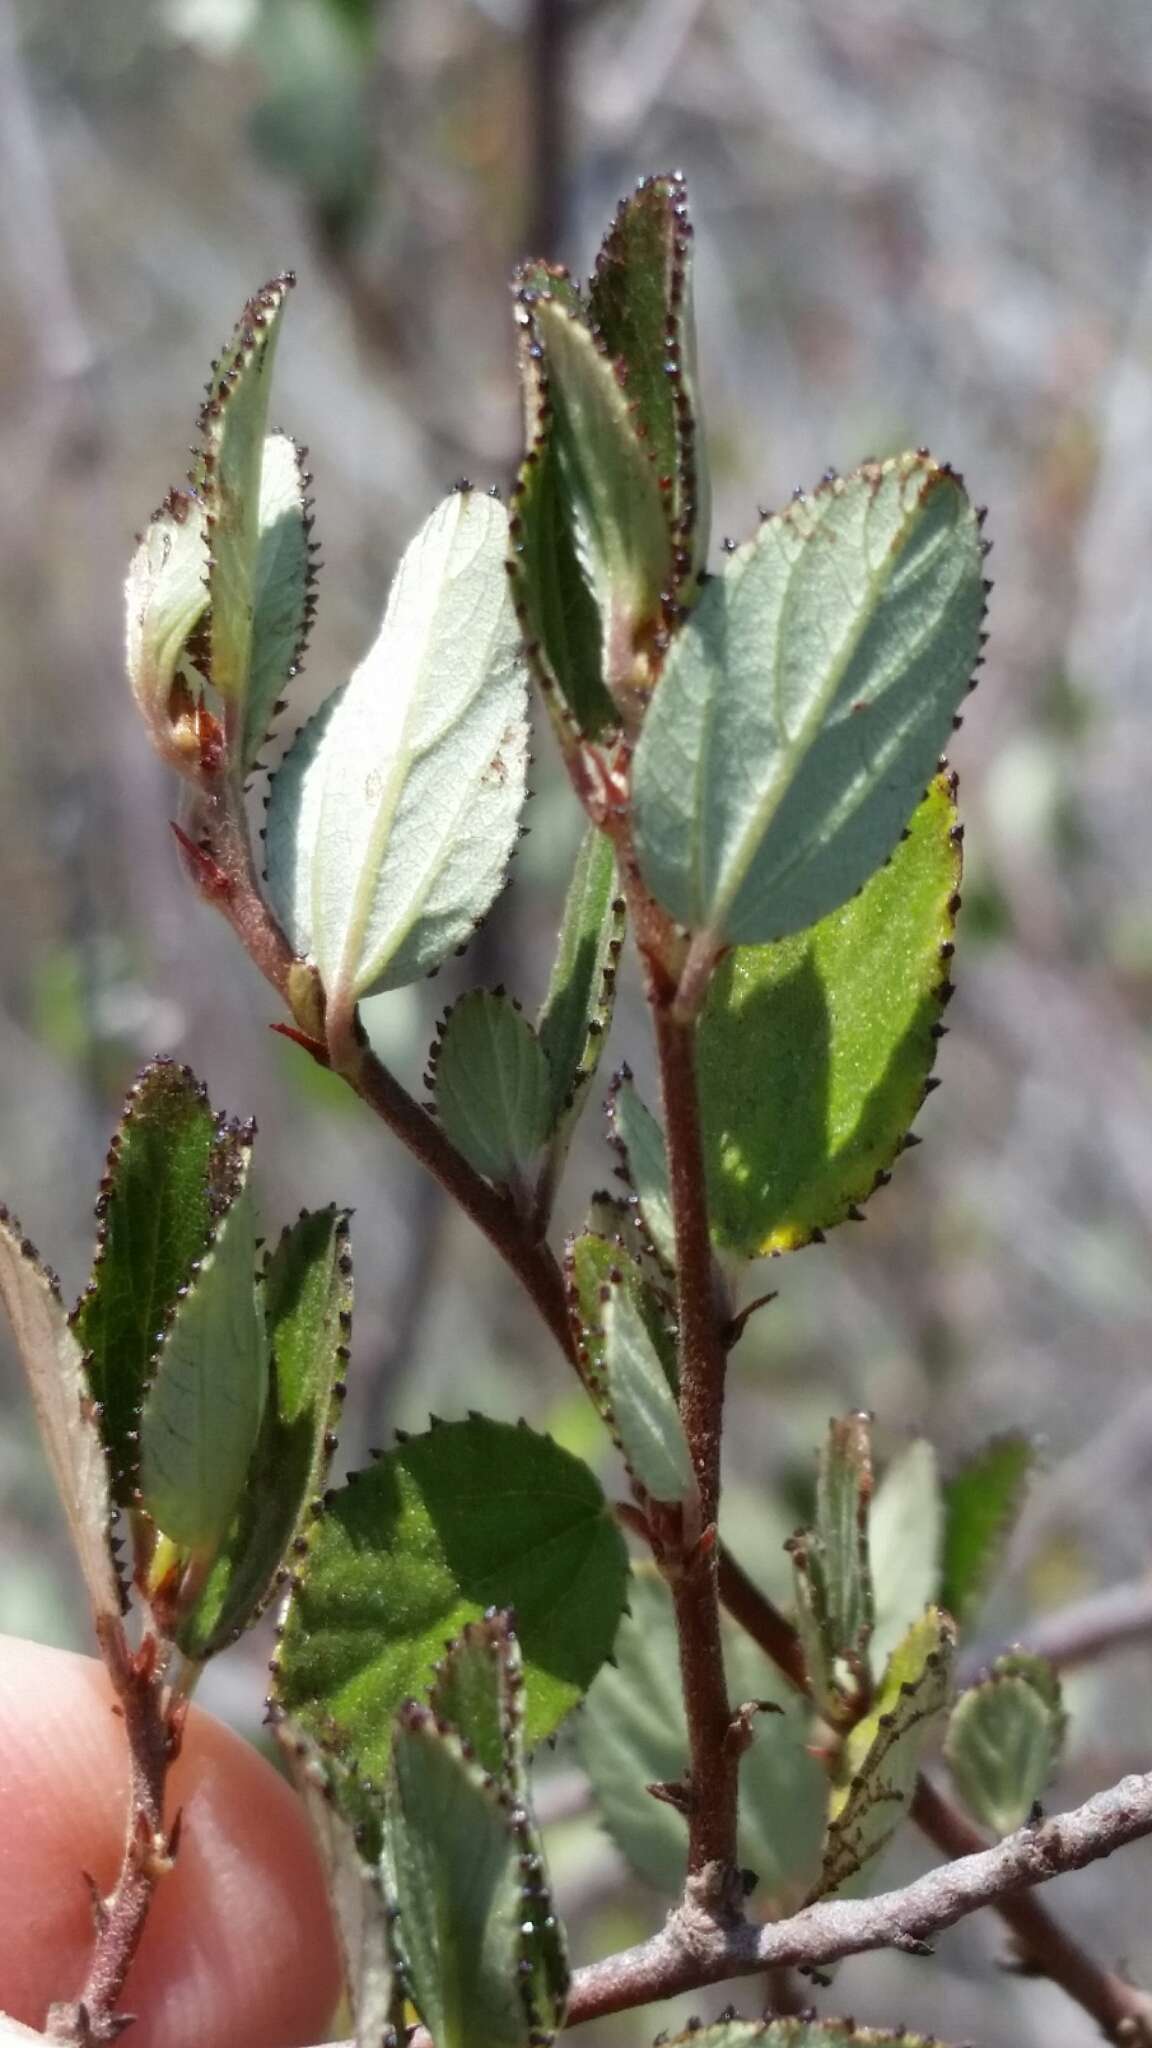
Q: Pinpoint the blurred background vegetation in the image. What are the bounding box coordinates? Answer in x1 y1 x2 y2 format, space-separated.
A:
4 2 1152 2041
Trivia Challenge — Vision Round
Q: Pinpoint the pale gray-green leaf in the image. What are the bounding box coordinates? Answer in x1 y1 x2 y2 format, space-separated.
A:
536 827 622 1133
0 1212 120 1622
869 1438 942 1676
602 1278 694 1503
790 1414 874 1726
606 1075 676 1269
138 1151 268 1556
580 1568 825 1907
242 431 315 770
820 1608 955 1896
632 453 986 951
432 991 552 1186
265 489 529 1010
124 488 209 768
945 1659 1066 1836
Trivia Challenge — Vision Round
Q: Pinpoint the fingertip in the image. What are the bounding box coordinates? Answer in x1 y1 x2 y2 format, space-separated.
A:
0 1635 341 2048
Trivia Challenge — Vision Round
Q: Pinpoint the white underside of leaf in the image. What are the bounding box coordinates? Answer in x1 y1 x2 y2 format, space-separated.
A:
0 1214 119 1622
266 491 529 1005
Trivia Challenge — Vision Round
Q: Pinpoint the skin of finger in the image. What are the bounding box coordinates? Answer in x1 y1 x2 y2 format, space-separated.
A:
0 1635 342 2048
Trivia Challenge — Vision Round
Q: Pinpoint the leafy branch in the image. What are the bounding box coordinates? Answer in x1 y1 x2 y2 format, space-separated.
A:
4 171 1150 2048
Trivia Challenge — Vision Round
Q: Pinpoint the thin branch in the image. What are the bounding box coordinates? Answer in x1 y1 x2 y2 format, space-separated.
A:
46 1626 181 2045
314 1771 1152 2048
714 1545 1151 2040
649 994 739 1881
325 1009 576 1366
562 1772 1152 2031
960 1576 1152 1686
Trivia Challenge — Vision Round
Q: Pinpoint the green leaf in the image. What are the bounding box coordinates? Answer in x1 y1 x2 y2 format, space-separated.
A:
273 1415 628 1771
265 489 529 1013
509 268 616 746
631 453 986 954
941 1434 1033 1625
72 1059 218 1506
945 1657 1066 1837
195 274 293 703
177 1207 352 1661
564 1229 678 1411
386 1704 567 2048
606 1072 676 1270
868 1439 943 1677
428 1611 524 1785
820 1607 955 1896
589 170 710 586
0 1209 120 1622
124 487 210 772
241 432 318 771
697 776 960 1255
283 1729 396 2048
138 1130 268 1556
536 826 623 1147
579 1567 825 1907
600 1277 694 1503
788 1414 874 1726
524 295 673 710
430 991 552 1188
660 2023 952 2048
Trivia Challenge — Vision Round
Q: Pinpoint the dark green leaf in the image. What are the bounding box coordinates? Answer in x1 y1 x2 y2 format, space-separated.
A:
177 1207 352 1660
632 454 986 958
522 295 673 713
431 991 552 1188
945 1658 1066 1837
697 776 960 1254
579 1568 825 1906
273 1415 628 1770
590 170 710 586
386 1704 567 2048
941 1434 1033 1625
195 274 294 703
73 1059 217 1505
535 828 623 1180
428 1611 523 1785
138 1129 268 1557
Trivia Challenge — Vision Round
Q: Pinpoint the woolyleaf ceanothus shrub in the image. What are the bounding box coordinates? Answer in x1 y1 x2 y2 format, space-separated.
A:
10 172 1124 2048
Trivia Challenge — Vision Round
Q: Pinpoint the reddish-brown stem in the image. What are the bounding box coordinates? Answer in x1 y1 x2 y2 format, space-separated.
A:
48 1624 179 2044
183 756 1150 2039
650 994 739 1881
325 1008 576 1366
